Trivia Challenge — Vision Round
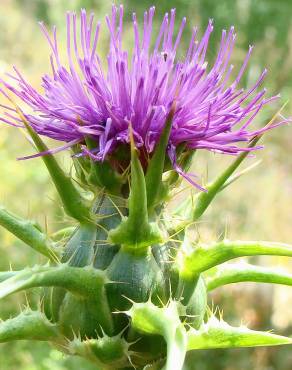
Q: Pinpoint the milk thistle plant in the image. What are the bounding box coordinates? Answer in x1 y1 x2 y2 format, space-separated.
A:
0 5 291 370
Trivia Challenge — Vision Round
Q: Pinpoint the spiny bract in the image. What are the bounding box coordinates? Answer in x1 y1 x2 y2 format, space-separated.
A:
0 5 291 370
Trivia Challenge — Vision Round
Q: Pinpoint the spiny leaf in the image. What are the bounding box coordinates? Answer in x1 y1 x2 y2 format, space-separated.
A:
128 301 187 370
187 316 292 350
0 264 106 299
206 263 292 291
0 205 58 261
145 106 174 210
178 239 292 279
0 310 60 343
0 264 113 334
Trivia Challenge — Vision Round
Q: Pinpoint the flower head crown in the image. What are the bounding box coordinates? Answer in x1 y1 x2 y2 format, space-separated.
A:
0 5 282 188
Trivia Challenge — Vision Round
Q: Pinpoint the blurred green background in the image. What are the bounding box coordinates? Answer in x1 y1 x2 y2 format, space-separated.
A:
0 0 291 369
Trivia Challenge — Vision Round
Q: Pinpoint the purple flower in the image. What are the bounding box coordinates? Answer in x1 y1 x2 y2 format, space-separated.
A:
0 6 283 176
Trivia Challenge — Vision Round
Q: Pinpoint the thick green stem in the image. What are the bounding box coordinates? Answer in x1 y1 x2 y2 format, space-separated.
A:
0 205 58 261
207 263 292 291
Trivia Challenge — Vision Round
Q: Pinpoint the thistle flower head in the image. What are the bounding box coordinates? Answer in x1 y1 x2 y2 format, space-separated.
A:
0 7 292 369
0 5 281 180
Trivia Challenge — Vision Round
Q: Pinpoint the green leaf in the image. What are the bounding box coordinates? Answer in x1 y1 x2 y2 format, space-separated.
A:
0 310 60 343
187 316 292 350
143 361 165 370
206 263 292 291
0 264 113 334
0 205 58 261
145 107 174 210
15 107 91 222
128 301 187 370
108 125 162 250
178 240 292 280
0 264 106 299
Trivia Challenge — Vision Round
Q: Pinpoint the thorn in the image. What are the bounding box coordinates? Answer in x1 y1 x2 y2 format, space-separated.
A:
168 277 173 299
155 294 165 308
167 238 184 244
106 279 130 286
126 351 137 370
94 220 110 235
107 195 125 219
116 322 130 337
128 349 145 359
184 322 193 330
112 309 129 315
44 214 48 235
23 291 31 309
38 295 45 312
184 313 199 319
127 336 142 347
121 294 135 305
18 301 23 313
98 324 107 337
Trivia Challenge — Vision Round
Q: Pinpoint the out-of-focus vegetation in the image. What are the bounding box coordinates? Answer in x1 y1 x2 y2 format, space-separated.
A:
0 0 291 369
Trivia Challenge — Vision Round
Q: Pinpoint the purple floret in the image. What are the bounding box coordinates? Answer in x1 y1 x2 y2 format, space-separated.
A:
0 5 283 173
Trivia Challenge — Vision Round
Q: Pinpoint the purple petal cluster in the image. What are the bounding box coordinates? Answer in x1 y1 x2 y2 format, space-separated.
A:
0 5 281 166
